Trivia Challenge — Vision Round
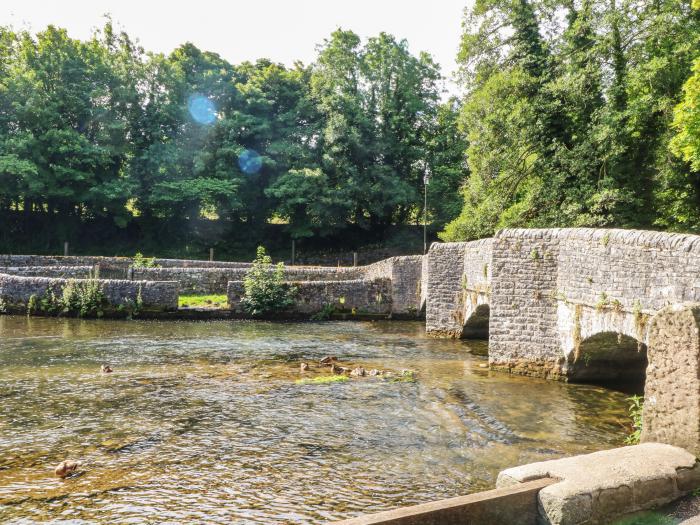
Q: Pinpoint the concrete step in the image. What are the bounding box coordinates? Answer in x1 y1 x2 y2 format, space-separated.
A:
497 443 700 525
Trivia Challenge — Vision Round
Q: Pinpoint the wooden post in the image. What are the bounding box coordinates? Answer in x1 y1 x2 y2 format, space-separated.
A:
127 267 134 281
209 248 214 262
291 240 296 266
353 252 358 267
63 241 69 256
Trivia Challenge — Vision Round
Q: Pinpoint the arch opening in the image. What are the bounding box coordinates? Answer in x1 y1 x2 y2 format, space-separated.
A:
461 304 490 340
567 331 647 392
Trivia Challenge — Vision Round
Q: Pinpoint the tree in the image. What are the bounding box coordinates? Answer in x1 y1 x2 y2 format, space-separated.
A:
443 0 700 240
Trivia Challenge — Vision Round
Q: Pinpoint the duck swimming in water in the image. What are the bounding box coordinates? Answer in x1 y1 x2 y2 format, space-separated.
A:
54 460 80 478
101 364 113 374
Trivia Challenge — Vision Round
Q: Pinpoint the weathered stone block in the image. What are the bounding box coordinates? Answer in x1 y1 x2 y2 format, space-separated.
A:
497 443 699 525
642 303 700 456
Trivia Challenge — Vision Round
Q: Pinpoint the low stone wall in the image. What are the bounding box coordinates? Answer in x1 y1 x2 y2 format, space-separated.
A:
0 254 425 316
134 266 366 294
0 255 132 271
227 278 392 316
0 266 94 279
0 254 251 272
155 258 251 269
365 256 424 315
0 273 178 314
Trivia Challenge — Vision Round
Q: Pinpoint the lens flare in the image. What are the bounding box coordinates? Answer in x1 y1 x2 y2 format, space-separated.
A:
238 149 263 174
187 94 217 125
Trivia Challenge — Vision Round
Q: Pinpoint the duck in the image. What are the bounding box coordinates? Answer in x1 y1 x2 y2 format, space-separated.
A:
101 364 113 374
54 460 80 478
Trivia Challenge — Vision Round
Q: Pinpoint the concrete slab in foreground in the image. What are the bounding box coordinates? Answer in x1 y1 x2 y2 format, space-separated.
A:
497 443 700 524
332 478 554 525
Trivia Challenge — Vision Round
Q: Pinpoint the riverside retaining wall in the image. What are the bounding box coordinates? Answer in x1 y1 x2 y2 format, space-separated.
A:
134 266 366 294
0 273 178 314
0 266 94 279
227 278 393 316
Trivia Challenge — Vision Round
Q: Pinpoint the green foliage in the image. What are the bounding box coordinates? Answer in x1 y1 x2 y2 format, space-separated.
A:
0 22 463 248
296 375 348 385
442 0 700 240
61 279 106 317
25 279 107 318
310 303 336 321
132 252 157 269
241 246 297 316
624 395 644 445
671 58 700 172
179 294 228 308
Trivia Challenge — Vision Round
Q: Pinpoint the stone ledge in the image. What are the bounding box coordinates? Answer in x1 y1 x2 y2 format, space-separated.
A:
497 443 700 525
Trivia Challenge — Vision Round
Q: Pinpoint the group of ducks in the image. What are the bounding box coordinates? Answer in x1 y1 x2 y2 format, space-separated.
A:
300 356 383 377
54 363 114 479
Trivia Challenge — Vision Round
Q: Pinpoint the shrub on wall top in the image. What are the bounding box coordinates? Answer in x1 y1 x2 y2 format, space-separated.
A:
241 247 296 316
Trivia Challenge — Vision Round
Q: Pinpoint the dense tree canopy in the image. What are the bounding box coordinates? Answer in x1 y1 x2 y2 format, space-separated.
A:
0 23 463 251
441 0 700 240
1 5 699 255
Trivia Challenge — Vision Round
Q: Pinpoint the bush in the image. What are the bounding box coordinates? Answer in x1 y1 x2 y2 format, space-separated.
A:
241 246 296 316
61 279 107 317
133 252 158 269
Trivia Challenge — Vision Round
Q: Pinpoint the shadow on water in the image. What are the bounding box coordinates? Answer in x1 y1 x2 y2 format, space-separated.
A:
0 316 633 524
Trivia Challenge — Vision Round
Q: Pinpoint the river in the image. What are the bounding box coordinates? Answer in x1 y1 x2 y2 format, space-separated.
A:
0 317 632 523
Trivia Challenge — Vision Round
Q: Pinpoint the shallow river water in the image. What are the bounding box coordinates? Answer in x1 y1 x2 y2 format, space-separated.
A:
0 317 633 524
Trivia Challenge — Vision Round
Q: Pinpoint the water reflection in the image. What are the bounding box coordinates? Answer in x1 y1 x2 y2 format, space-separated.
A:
0 317 631 523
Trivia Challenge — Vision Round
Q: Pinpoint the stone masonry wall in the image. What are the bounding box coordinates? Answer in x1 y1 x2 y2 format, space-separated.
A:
642 304 700 456
0 254 424 316
134 266 366 294
426 240 492 337
365 256 424 315
489 228 700 378
426 242 468 337
555 229 700 312
227 278 392 315
488 230 563 377
0 273 178 313
0 266 94 279
0 255 251 273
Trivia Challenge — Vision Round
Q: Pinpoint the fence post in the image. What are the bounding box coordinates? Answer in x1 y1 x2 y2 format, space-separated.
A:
291 240 296 266
353 252 358 267
63 241 69 256
209 248 214 262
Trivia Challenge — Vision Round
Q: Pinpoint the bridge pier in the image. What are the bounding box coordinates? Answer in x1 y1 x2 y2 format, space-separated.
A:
643 304 700 456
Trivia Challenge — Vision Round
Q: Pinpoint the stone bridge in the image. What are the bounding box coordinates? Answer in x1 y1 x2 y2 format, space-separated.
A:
426 228 700 455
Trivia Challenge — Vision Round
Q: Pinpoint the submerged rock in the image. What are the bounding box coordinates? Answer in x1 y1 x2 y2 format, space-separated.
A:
368 369 381 376
350 367 366 377
54 460 80 478
320 356 337 365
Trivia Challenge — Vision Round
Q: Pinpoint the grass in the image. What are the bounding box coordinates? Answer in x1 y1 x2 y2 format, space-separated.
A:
611 512 675 525
179 294 228 309
295 375 349 385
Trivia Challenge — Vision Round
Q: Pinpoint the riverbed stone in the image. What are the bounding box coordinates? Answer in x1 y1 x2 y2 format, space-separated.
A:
497 443 700 525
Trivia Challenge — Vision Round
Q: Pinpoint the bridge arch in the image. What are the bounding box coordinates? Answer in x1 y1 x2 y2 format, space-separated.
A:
461 298 490 339
557 301 649 384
